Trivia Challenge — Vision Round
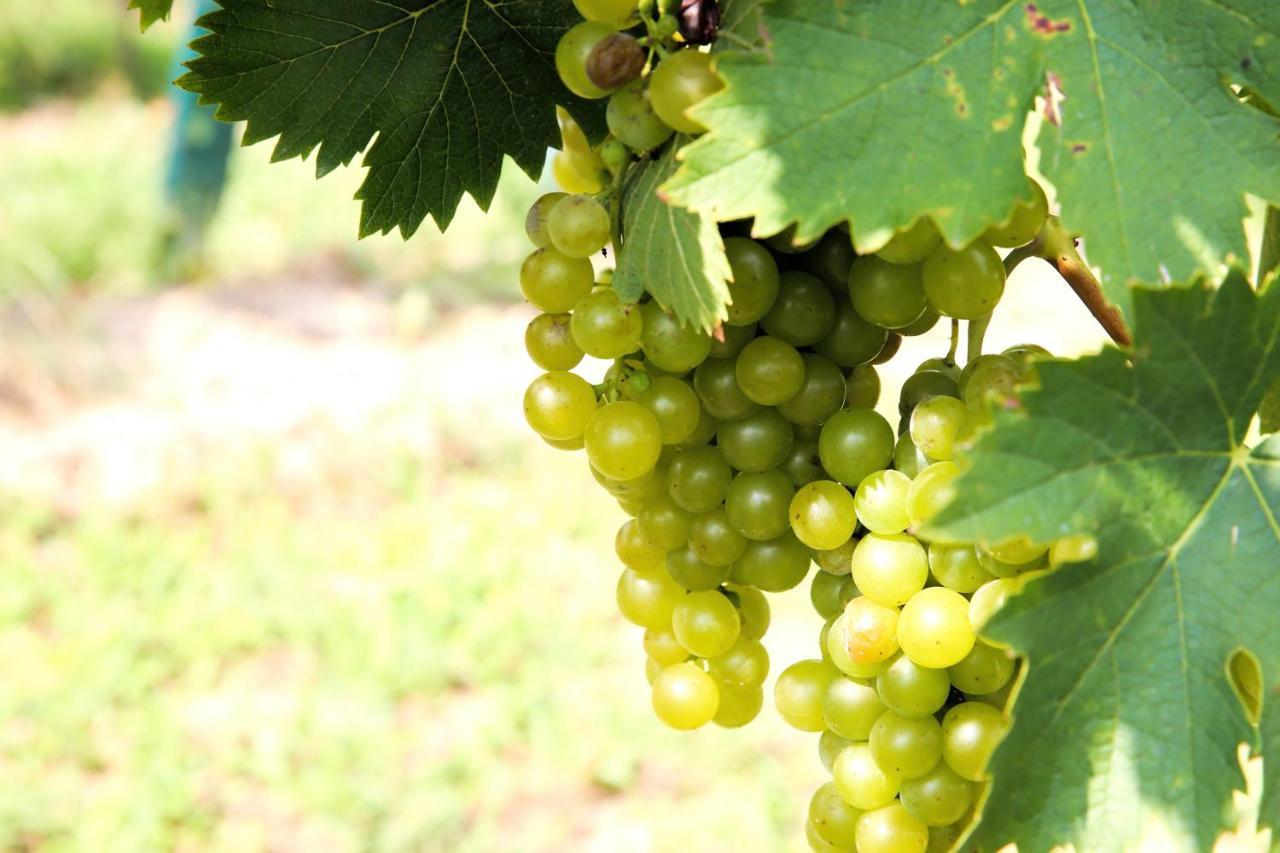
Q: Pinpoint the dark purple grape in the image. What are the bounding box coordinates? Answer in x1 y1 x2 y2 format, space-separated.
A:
678 0 720 45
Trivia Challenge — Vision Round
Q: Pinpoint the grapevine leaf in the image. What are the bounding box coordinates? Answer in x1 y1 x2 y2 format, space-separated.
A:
178 0 606 237
614 141 731 332
717 0 766 48
1263 378 1280 434
926 274 1280 851
129 0 174 29
662 0 1280 322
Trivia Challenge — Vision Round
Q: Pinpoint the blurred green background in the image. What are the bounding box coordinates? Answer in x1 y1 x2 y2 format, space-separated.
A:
0 3 1112 851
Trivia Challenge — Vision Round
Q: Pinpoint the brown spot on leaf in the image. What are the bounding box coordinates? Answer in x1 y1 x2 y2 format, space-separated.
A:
1070 142 1088 155
1043 71 1066 126
1025 3 1071 35
1241 57 1253 70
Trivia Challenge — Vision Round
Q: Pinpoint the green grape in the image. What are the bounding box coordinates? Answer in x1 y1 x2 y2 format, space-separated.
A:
961 354 1022 408
726 583 771 639
693 357 760 421
688 508 748 567
801 230 858 293
765 225 816 253
645 656 663 684
774 658 837 732
968 577 1017 631
1002 342 1053 372
707 635 770 688
548 193 611 258
948 640 1014 695
870 711 943 779
983 179 1049 247
593 463 661 500
898 587 975 669
899 763 974 828
877 219 942 265
984 536 1049 564
725 469 795 541
573 0 636 24
823 676 888 741
778 354 847 426
735 336 805 405
672 590 741 658
941 702 1008 781
649 48 723 133
898 306 941 337
875 654 950 719
846 364 881 409
525 313 583 371
666 546 731 591
734 531 811 592
790 480 858 550
976 544 1045 578
585 400 662 480
814 536 856 576
856 803 929 853
820 730 854 773
643 626 689 666
606 81 674 151
615 519 666 575
806 819 854 853
544 434 586 452
905 461 960 528
917 356 961 380
675 405 720 449
637 493 692 550
926 823 966 853
570 289 642 358
851 532 929 608
666 445 732 513
848 256 927 329
519 248 594 312
898 370 960 419
811 569 856 620
616 567 683 628
652 661 719 729
922 241 1006 320
965 668 1019 710
712 681 763 728
815 301 889 367
724 238 781 325
853 469 912 535
524 191 568 248
818 408 895 487
834 597 900 665
553 149 604 193
639 376 700 445
1049 533 1098 566
640 301 713 372
761 270 837 346
780 439 826 488
717 408 795 473
927 543 993 594
555 22 617 99
874 333 902 363
809 781 863 848
708 321 756 359
909 395 969 461
833 743 899 810
523 371 597 441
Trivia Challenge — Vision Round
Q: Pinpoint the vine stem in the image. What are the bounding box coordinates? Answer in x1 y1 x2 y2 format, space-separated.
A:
947 318 960 362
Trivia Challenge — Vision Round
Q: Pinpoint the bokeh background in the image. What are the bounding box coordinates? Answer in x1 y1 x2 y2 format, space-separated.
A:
0 3 1124 851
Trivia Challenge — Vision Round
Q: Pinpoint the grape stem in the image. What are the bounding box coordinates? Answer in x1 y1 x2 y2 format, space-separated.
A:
947 318 960 362
607 162 628 255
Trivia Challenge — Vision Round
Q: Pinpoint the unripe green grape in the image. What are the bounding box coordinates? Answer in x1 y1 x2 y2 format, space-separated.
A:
707 635 770 688
606 81 674 151
815 301 889 367
846 364 881 409
818 408 895 487
734 531 811 592
835 597 900 665
922 241 1006 320
806 819 853 853
968 577 1018 631
948 640 1014 695
651 661 719 729
898 587 975 669
876 654 950 718
917 356 962 380
909 395 969 461
811 568 856 620
1050 533 1098 565
693 357 760 421
548 194 610 258
640 301 713 372
790 480 858 550
927 543 993 594
869 711 943 779
637 493 692 550
544 434 586 452
523 371 597 440
814 536 856 576
688 508 748 567
666 445 732 513
983 179 1049 247
848 256 928 329
898 370 960 419
717 408 795 473
976 544 1045 579
823 676 888 741
905 461 960 527
962 354 1022 408
672 589 741 658
643 626 689 666
675 405 719 449
726 583 771 639
556 22 617 99
780 439 825 488
520 248 594 312
525 191 568 248
735 336 805 405
941 701 1009 780
573 0 637 24
569 289 641 358
965 667 1019 710
893 432 930 479
899 763 974 828
616 566 683 627
833 743 899 810
638 375 700 445
666 546 730 591
712 680 763 728
761 270 836 346
801 230 858 292
774 658 837 732
724 238 781 325
778 353 847 426
1002 341 1053 372
708 321 756 359
899 306 941 337
819 730 854 773
851 532 929 607
853 469 912 535
649 48 723 134
525 313 583 370
876 218 942 265
856 803 929 853
593 463 661 500
585 400 662 480
725 469 795 541
809 781 863 848
645 655 663 684
615 518 666 575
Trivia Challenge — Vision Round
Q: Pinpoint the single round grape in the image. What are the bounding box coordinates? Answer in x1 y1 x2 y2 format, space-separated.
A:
639 301 712 373
525 313 583 370
899 763 974 828
961 354 1022 408
724 238 781 325
585 400 662 480
898 306 941 337
688 508 748 567
815 301 889 367
870 711 942 779
644 656 663 684
735 336 805 405
801 230 858 292
639 376 700 445
573 0 636 24
876 654 950 719
853 469 912 535
666 546 730 591
811 569 855 620
693 357 759 421
652 661 720 729
819 730 854 773
898 370 960 419
548 193 610 258
707 635 770 688
846 364 881 409
983 179 1049 247
892 431 930 479
1002 341 1053 372
666 445 732 513
809 781 863 848
637 493 692 550
725 469 795 541
968 577 1017 631
856 804 929 853
672 590 741 658
712 680 763 728
649 49 723 133
726 583 771 639
775 658 838 732
778 354 847 426
851 532 929 608
734 531 811 592
555 21 616 99
927 543 993 594
790 480 858 551
949 640 1015 695
616 567 683 628
818 408 895 487
675 405 719 449
941 701 1008 780
814 536 856 576
905 461 960 528
643 626 689 667
586 32 645 90
835 597 900 665
606 81 674 151
523 371 597 440
615 518 666 575
553 148 604 194
761 270 836 346
524 191 568 248
833 743 899 811
717 408 795 473
593 463 661 500
965 670 1019 711
909 395 969 461
876 219 942 265
848 256 928 329
780 439 826 488
898 587 975 669
806 819 852 853
519 248 594 312
708 321 756 359
922 241 1006 320
1050 533 1098 566
570 289 642 358
823 676 888 741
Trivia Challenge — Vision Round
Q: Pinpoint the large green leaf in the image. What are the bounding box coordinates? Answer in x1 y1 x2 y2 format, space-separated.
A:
179 0 605 237
926 274 1280 851
128 0 174 29
662 0 1280 322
